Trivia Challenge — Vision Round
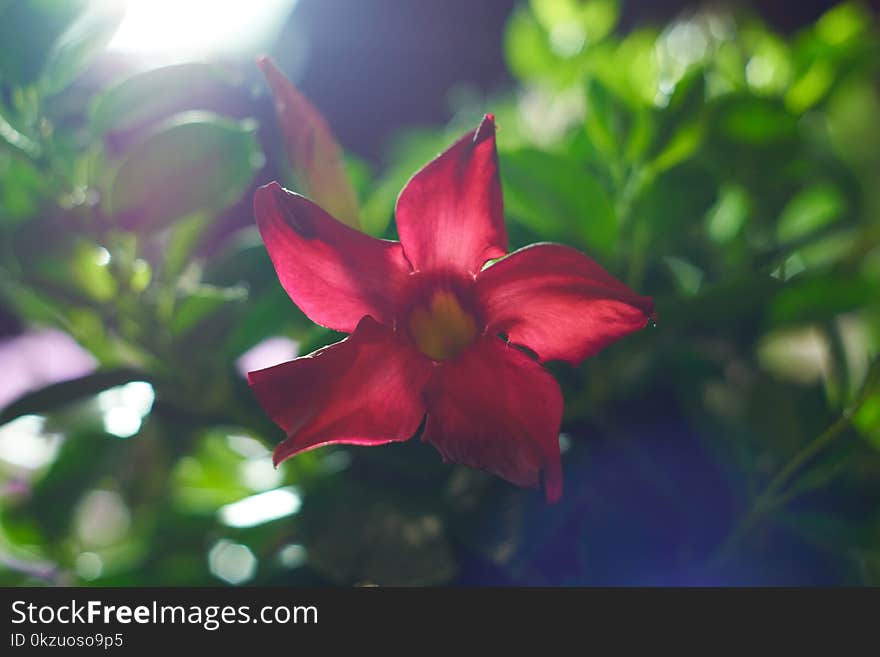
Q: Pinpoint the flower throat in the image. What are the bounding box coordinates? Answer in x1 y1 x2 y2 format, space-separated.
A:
407 288 479 360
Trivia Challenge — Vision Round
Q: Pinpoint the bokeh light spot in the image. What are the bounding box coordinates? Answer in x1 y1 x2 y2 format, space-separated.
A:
97 381 155 438
218 486 302 528
208 540 257 585
0 415 63 470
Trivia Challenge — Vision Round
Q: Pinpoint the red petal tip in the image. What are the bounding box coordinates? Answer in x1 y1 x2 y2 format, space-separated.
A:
271 444 287 467
474 113 496 143
260 180 283 193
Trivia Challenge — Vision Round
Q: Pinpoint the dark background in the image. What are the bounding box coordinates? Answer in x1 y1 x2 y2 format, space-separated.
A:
290 0 878 160
2 0 879 587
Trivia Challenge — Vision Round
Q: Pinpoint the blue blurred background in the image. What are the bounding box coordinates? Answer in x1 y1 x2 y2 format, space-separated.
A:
1 0 879 586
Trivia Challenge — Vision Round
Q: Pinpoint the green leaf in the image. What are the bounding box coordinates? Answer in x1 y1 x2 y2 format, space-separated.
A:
0 155 45 224
171 430 259 514
531 0 620 50
742 27 793 96
648 72 706 173
69 241 117 302
816 2 872 47
705 184 750 244
786 61 836 114
770 275 876 325
635 162 718 251
717 96 798 145
505 6 566 84
0 1 82 86
170 284 248 337
502 148 617 255
0 109 40 159
663 256 703 296
40 1 126 95
855 392 880 450
777 183 847 244
649 118 704 175
90 62 242 135
109 113 262 233
0 369 150 425
583 78 621 157
224 286 306 358
160 212 210 281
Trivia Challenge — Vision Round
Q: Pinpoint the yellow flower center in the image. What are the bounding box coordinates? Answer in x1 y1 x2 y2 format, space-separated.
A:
408 289 479 360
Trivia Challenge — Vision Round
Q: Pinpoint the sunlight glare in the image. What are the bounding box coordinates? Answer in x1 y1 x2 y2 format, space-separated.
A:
219 487 302 528
108 0 297 61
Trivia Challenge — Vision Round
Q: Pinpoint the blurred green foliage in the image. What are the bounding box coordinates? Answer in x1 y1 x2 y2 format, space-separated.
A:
1 0 879 586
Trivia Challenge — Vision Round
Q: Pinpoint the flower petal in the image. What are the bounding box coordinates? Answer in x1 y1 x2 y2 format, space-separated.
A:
476 243 655 365
254 182 412 332
422 336 563 502
395 114 507 276
258 56 361 229
248 317 432 465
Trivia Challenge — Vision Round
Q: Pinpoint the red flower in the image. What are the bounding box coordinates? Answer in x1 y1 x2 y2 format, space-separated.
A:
248 114 654 502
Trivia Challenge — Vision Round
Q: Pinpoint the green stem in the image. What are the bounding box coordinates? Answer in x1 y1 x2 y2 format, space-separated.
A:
707 408 858 568
758 413 852 506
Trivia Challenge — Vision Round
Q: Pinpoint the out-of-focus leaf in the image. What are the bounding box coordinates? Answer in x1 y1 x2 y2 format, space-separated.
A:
663 256 703 296
777 183 847 244
717 96 798 145
706 184 750 243
635 161 718 250
660 271 781 332
742 27 793 96
171 431 258 513
531 0 620 50
786 61 835 114
0 369 149 425
129 258 151 293
258 57 360 229
797 230 858 269
649 119 704 175
648 72 706 173
816 2 873 47
505 5 564 83
170 284 248 337
0 110 40 159
224 286 310 358
160 213 210 280
109 114 261 233
855 393 880 449
826 79 880 170
777 511 872 562
40 1 126 95
0 1 81 86
90 62 241 135
502 148 617 254
583 78 626 157
0 155 45 224
69 241 116 302
770 275 876 325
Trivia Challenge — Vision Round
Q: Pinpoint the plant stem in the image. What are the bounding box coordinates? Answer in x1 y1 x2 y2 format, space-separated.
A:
707 410 856 568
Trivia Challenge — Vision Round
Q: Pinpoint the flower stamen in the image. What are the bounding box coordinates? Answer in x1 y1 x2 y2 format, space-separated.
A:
408 289 479 360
